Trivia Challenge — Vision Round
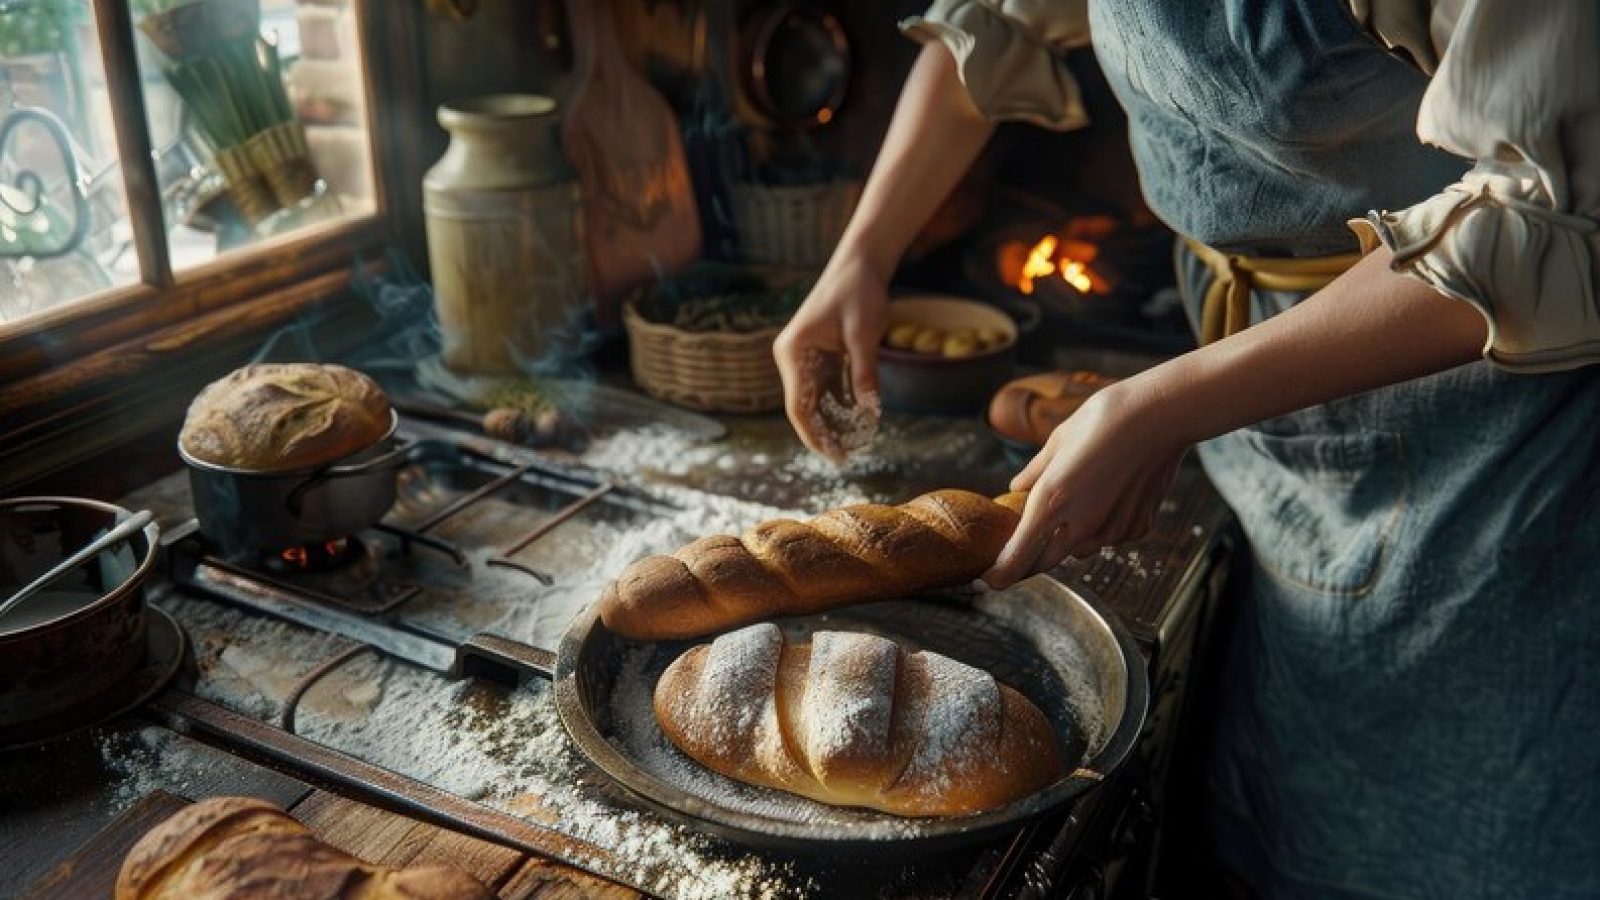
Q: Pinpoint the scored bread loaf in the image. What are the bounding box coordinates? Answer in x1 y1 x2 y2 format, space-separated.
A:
115 796 494 900
597 489 1029 640
987 370 1118 448
655 624 1066 816
180 362 392 471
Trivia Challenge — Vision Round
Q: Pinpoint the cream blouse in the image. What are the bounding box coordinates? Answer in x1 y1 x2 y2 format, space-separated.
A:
902 0 1600 373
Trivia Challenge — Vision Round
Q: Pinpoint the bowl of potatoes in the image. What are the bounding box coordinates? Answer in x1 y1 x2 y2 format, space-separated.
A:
877 294 1019 414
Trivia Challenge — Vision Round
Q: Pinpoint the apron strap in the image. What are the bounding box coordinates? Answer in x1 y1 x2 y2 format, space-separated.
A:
1184 237 1362 345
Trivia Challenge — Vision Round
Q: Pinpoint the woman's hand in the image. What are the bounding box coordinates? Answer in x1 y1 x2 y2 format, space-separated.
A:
984 382 1189 589
772 43 996 461
773 254 891 461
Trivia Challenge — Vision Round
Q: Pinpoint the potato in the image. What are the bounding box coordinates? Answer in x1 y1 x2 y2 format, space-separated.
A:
911 327 945 354
942 333 983 358
975 328 1007 349
886 322 922 349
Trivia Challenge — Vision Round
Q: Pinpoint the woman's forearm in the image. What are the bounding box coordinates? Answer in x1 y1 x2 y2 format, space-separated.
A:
834 43 996 278
1121 247 1490 444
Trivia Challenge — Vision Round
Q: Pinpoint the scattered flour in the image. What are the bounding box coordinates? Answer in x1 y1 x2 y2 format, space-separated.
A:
284 651 817 899
815 389 881 459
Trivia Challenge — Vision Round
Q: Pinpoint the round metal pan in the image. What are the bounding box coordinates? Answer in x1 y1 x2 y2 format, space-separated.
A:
550 575 1148 851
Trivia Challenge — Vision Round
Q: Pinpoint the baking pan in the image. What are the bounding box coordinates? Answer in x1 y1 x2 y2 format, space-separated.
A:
548 575 1147 851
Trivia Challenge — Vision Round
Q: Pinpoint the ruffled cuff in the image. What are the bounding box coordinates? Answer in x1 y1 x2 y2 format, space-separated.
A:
900 0 1089 132
1350 161 1600 374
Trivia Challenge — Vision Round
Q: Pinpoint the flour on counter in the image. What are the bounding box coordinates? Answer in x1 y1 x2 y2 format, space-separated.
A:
397 485 795 650
290 652 818 900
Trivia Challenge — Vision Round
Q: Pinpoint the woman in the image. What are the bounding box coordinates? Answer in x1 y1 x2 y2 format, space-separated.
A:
773 1 1600 897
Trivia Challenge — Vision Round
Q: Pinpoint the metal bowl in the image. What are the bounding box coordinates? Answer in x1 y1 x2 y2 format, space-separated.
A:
179 409 406 551
0 497 161 731
552 576 1147 851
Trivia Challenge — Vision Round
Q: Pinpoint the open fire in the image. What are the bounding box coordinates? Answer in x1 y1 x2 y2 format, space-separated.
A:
997 216 1117 298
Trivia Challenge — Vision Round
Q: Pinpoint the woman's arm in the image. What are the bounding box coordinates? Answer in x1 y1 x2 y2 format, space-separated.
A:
984 245 1488 587
773 43 996 460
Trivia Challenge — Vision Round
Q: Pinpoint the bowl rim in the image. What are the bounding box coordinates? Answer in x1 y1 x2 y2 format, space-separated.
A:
0 496 159 640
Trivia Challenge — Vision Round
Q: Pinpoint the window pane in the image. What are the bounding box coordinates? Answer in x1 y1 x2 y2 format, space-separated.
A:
131 0 375 274
0 0 138 322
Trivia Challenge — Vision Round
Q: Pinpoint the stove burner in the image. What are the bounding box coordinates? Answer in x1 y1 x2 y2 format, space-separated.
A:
246 535 419 613
266 537 360 573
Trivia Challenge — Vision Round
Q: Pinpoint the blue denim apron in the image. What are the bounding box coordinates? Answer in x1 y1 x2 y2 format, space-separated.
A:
1088 2 1600 897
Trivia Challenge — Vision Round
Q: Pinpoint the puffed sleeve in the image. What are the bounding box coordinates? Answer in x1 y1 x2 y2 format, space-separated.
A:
899 0 1091 131
1349 0 1600 373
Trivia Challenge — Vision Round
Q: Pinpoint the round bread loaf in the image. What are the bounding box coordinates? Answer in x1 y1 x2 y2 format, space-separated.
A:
987 370 1118 447
180 363 392 471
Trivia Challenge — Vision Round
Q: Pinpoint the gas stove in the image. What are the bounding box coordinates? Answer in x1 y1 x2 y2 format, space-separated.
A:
101 415 1227 900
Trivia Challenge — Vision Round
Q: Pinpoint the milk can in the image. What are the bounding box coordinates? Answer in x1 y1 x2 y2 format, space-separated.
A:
423 95 587 374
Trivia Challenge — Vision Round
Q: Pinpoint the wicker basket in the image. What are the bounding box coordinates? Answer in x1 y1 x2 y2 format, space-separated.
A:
623 301 784 414
731 180 861 269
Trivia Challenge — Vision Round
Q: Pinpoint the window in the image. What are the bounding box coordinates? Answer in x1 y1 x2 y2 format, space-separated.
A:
0 0 394 368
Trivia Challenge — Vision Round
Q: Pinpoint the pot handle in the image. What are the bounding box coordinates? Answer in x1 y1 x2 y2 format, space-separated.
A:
285 442 410 517
322 442 411 478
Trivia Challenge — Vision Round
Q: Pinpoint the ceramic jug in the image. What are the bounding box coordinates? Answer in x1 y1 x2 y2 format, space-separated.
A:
423 94 587 374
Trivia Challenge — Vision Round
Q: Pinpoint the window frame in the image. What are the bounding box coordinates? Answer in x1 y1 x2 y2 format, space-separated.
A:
0 0 425 387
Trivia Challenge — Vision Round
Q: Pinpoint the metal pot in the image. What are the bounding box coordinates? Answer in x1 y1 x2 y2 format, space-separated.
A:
179 410 406 551
0 497 160 730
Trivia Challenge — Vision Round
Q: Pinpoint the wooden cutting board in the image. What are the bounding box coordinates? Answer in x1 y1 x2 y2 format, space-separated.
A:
562 0 702 333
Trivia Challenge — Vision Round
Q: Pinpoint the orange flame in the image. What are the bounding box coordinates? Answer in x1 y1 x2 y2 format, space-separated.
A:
1014 234 1101 295
279 539 348 569
1018 235 1059 295
1061 259 1093 293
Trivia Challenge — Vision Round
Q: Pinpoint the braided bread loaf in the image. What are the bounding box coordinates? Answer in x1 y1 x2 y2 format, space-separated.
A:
597 489 1028 640
116 796 493 900
655 624 1065 816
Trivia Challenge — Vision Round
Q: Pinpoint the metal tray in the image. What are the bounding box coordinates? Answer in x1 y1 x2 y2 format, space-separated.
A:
551 576 1148 852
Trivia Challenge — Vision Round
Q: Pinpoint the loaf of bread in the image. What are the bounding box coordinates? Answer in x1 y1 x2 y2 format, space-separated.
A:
987 370 1118 447
597 489 1029 640
115 796 494 900
655 624 1065 816
180 363 393 471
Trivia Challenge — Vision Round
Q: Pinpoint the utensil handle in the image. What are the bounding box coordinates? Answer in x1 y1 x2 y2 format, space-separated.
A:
0 509 154 621
452 632 556 683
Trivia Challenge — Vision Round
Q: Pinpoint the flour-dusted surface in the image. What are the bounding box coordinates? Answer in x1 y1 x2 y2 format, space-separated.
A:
577 415 1002 513
898 652 1002 799
284 651 817 899
802 631 898 773
693 623 785 753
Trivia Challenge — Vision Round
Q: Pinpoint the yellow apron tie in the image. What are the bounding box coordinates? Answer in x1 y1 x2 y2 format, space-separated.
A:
1184 237 1363 345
